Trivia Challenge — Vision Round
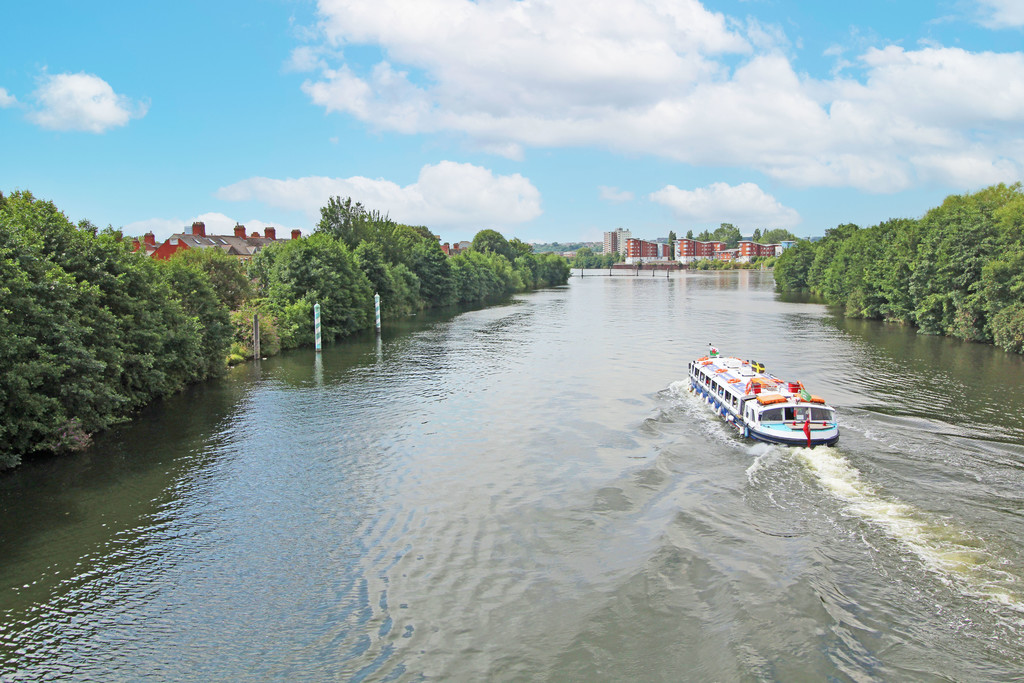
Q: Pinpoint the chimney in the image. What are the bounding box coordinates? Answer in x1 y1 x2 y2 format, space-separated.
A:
132 238 140 251
264 226 276 240
234 224 246 238
191 221 206 237
250 231 260 238
291 229 301 240
144 232 156 246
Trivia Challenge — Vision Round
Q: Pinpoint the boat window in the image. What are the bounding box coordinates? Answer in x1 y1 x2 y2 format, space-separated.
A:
810 407 833 421
761 408 784 422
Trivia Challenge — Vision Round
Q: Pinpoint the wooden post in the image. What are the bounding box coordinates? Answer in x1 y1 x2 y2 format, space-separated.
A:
252 314 260 358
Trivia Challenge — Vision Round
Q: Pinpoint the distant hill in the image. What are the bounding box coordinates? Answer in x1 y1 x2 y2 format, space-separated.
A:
531 241 601 253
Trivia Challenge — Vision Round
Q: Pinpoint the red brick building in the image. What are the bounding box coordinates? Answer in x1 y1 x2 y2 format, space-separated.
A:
624 238 671 264
140 221 301 261
675 238 726 264
737 240 782 263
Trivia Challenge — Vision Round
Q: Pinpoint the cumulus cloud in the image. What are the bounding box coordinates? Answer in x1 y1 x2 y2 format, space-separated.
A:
975 0 1024 28
649 182 801 227
29 72 147 133
216 161 542 229
0 88 17 108
293 0 1024 193
599 186 634 202
122 213 302 242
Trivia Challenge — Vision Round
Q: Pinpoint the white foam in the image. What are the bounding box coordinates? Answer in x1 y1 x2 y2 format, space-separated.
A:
745 444 783 483
794 446 1024 613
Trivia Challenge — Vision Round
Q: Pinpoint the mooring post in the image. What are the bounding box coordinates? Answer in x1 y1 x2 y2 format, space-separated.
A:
314 303 322 352
374 293 381 336
253 314 260 358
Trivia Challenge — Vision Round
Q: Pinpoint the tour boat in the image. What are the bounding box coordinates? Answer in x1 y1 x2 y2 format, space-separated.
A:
687 346 839 447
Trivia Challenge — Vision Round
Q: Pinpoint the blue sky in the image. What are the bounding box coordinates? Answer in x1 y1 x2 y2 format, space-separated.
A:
2 0 1022 244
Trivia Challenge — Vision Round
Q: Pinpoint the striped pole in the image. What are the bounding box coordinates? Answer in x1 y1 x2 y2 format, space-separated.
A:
374 293 381 335
314 303 322 352
252 314 260 358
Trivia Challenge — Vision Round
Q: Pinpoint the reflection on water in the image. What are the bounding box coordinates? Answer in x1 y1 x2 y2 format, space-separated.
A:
3 272 1024 681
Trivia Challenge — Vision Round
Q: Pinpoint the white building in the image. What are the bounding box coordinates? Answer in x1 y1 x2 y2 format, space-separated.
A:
603 228 632 255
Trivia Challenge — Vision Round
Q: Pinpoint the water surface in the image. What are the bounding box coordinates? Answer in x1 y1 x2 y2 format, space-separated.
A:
3 270 1024 681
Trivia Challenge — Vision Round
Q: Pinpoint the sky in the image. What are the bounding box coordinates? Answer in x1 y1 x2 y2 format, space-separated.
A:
2 0 1023 245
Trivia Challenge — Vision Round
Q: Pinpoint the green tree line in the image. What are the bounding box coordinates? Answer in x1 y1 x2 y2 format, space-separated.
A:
0 191 569 469
773 183 1024 354
570 247 622 268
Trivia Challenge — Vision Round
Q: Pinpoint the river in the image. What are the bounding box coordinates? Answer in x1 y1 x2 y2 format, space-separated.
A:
2 269 1024 681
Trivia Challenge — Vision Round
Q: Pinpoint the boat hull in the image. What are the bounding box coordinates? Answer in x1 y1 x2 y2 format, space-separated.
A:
689 372 839 448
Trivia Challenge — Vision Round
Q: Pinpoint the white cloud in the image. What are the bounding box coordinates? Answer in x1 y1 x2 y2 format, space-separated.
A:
649 182 801 227
294 0 1024 193
286 45 328 72
122 213 302 242
0 88 17 108
599 186 634 202
29 72 147 133
975 0 1024 28
216 161 542 229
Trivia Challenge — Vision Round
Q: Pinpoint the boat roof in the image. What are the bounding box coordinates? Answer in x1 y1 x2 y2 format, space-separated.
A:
691 355 834 410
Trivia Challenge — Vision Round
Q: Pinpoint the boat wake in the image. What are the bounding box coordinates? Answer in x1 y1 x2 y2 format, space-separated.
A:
793 445 1024 616
668 379 1024 616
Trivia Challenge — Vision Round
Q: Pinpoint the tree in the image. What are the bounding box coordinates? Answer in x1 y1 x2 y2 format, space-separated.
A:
471 229 515 261
761 228 798 244
168 246 251 310
261 233 374 341
0 191 206 468
571 247 597 268
685 230 693 239
714 223 742 248
773 240 816 291
409 240 454 307
509 238 534 259
162 255 233 379
316 196 370 250
752 228 762 242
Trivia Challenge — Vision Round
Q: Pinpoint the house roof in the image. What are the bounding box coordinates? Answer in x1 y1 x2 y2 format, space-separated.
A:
168 233 277 256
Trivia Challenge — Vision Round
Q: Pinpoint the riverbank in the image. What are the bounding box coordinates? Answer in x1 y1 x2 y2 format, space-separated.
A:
773 182 1024 355
0 189 569 471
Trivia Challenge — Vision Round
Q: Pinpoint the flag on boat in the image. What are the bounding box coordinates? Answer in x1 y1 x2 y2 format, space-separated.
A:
748 360 765 373
708 345 719 357
800 388 812 402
